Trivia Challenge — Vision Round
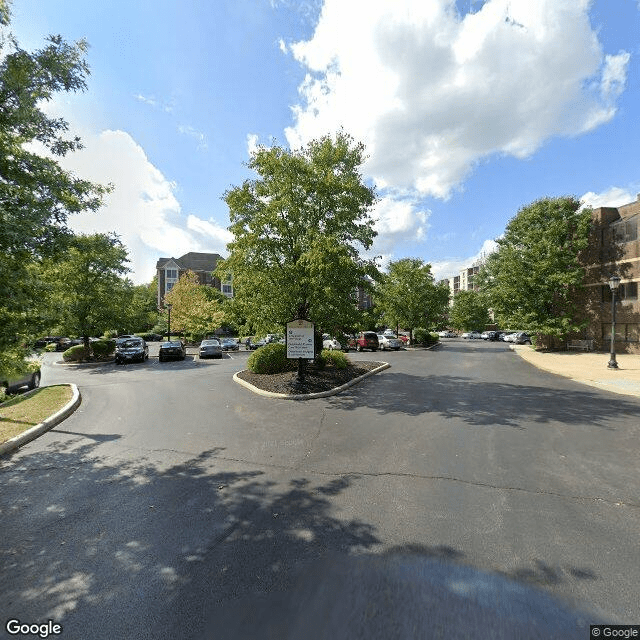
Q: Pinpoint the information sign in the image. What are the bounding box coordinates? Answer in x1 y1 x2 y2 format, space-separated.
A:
286 319 315 359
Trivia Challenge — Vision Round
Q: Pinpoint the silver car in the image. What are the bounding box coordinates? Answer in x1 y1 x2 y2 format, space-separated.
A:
199 339 223 359
377 334 403 350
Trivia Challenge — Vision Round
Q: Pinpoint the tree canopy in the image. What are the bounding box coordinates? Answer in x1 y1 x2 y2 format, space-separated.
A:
0 10 107 376
477 196 592 337
449 289 491 332
43 233 131 348
217 132 379 337
163 271 225 339
376 258 450 339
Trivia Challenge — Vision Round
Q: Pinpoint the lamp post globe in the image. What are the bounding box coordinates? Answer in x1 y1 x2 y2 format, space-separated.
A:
607 275 620 369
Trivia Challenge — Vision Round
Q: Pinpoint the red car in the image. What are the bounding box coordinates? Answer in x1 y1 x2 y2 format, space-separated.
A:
347 331 379 352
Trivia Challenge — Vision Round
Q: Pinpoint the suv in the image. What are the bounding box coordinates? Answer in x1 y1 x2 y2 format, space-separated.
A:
347 332 379 352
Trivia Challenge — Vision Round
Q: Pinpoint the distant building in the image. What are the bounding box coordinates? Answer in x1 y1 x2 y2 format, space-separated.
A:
156 252 231 307
440 262 483 305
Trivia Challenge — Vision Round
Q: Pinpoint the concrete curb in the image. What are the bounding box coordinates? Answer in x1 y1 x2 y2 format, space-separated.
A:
0 384 81 456
233 362 391 400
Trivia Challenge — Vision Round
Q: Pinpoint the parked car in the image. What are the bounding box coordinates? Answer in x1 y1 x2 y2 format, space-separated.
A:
139 333 163 342
199 339 223 359
511 332 532 345
347 331 379 352
115 337 148 364
377 334 403 350
501 332 516 342
438 330 455 338
220 338 239 352
482 331 498 341
2 365 41 393
34 336 60 348
159 340 187 362
323 336 342 350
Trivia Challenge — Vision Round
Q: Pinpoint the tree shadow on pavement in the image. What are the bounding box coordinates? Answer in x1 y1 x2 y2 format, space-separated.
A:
0 441 603 640
327 372 640 428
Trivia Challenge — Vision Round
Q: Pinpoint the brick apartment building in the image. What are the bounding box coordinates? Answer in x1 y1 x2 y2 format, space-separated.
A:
156 252 231 307
582 196 640 353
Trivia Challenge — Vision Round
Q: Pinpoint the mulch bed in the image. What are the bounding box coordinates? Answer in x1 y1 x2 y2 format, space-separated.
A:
236 361 383 395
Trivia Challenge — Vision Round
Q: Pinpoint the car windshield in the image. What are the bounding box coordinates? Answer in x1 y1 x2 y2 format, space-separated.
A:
221 339 234 344
121 339 142 348
163 341 182 348
201 340 219 346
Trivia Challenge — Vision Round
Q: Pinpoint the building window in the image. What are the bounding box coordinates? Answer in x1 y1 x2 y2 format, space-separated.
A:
166 281 175 292
166 269 178 280
602 281 638 302
613 219 638 243
621 282 638 300
222 284 233 296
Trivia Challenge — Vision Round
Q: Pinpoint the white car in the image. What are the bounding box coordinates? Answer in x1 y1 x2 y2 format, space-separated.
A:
377 334 403 350
322 337 342 350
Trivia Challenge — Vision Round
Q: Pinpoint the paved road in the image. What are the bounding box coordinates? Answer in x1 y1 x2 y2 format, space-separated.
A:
1 340 639 639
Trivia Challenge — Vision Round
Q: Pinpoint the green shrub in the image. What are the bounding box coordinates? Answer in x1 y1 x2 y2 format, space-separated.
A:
103 330 118 339
425 332 440 346
413 328 429 345
320 349 349 369
247 342 297 374
91 339 115 359
62 345 91 362
44 343 57 352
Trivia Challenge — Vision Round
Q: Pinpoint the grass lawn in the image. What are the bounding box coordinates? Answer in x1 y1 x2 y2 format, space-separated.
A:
0 385 73 444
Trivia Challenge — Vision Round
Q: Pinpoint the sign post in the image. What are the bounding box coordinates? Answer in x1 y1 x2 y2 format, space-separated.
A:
286 319 315 389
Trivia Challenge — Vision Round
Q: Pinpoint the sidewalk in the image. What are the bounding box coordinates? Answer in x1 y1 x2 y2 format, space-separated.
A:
510 345 640 397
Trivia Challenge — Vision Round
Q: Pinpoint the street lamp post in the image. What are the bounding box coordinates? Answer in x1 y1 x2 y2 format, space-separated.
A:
166 303 172 342
607 275 620 369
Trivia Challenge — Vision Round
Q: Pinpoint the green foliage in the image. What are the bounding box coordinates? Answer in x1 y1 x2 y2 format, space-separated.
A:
42 233 131 342
376 259 450 338
0 17 108 378
477 196 592 338
320 348 350 369
62 345 90 362
218 132 379 337
164 271 224 340
44 343 57 352
246 342 297 374
412 328 439 346
413 328 428 345
90 339 115 359
449 290 491 331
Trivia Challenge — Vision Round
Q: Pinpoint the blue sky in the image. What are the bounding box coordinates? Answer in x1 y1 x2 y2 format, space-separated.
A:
7 0 640 283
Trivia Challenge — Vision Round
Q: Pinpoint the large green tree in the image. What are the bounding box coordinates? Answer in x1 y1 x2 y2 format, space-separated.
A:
163 271 225 339
217 132 379 338
376 258 450 340
43 233 131 351
0 7 107 376
449 290 491 332
477 196 592 337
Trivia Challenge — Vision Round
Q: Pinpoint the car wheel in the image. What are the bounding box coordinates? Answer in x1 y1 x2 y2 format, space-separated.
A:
356 344 362 352
159 356 165 362
29 371 41 390
372 348 377 352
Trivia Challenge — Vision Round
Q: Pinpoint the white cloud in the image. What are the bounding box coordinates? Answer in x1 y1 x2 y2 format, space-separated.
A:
246 133 260 157
58 130 228 284
186 215 234 246
580 187 637 209
370 196 430 254
285 0 630 199
177 124 208 150
430 238 498 281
